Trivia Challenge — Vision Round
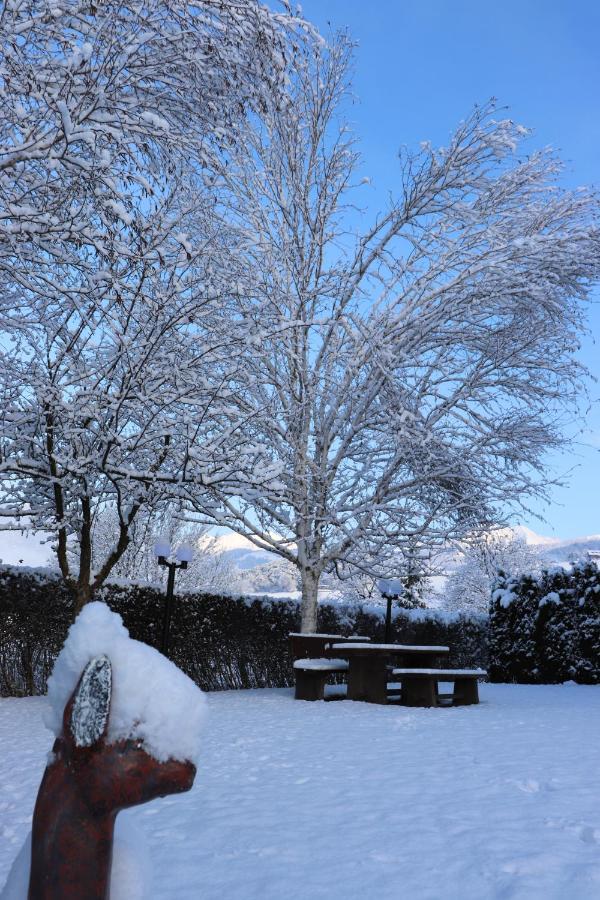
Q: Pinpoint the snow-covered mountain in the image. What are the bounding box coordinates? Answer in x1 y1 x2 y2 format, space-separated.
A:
202 526 600 604
534 535 600 567
431 526 600 572
511 525 565 547
504 525 600 563
197 531 275 570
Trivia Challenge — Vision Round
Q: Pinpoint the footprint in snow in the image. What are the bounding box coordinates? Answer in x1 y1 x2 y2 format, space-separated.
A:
515 779 540 793
578 825 600 844
545 818 600 844
511 778 559 794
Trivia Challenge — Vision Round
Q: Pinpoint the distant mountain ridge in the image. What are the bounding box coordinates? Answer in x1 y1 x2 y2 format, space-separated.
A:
2 524 599 576
201 527 600 603
534 537 600 567
197 531 275 570
203 525 600 569
512 525 600 551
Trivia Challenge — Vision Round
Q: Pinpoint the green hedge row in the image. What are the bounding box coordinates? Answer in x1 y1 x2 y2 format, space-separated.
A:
0 566 488 696
489 561 600 684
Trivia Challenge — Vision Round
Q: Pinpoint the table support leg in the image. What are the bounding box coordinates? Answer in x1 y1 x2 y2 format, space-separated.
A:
347 657 388 704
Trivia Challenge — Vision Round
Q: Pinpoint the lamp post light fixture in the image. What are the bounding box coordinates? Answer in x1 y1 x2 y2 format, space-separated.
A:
377 578 403 643
153 540 193 656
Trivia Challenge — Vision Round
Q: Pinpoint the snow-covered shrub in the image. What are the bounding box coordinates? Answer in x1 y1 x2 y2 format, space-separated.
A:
0 567 69 695
0 567 488 696
488 570 539 682
489 562 600 683
552 563 600 684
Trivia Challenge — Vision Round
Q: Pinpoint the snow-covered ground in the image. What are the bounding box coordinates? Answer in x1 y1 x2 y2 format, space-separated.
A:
0 530 50 568
2 684 600 899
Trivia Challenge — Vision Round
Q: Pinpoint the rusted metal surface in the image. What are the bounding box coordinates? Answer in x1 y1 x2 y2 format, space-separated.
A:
28 658 196 899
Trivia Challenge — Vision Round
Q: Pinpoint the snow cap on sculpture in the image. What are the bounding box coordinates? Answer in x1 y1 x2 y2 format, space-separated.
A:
45 602 206 764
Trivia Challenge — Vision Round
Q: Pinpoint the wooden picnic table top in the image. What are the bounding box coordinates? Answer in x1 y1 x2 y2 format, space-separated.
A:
288 633 370 641
391 668 486 677
329 642 450 654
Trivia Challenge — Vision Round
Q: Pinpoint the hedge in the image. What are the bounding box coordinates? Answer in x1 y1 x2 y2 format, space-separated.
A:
0 566 488 696
489 561 600 684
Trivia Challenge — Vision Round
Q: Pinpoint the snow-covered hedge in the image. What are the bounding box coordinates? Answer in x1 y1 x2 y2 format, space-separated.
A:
0 567 487 696
489 562 600 683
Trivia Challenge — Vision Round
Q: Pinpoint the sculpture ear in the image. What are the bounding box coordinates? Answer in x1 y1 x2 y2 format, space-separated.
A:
69 655 112 748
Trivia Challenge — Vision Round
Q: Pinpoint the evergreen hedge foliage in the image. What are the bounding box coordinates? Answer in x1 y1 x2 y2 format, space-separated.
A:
489 561 600 684
0 566 487 696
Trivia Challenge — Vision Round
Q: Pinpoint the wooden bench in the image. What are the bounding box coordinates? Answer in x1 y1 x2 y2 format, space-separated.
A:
293 659 350 701
289 633 370 660
390 668 487 707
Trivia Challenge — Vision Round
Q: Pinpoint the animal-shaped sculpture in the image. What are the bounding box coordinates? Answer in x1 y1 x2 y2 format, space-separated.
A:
27 655 196 900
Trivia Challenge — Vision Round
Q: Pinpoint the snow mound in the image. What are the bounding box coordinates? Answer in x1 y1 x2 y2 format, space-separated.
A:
45 602 206 764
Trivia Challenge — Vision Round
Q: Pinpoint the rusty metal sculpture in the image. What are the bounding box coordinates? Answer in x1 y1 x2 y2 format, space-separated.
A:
28 656 196 900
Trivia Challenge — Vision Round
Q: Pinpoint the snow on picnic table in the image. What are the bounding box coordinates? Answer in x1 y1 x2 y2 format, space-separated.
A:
2 684 600 900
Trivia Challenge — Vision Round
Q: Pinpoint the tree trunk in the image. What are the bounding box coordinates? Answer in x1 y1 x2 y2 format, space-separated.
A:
74 582 92 616
74 495 93 617
300 569 320 633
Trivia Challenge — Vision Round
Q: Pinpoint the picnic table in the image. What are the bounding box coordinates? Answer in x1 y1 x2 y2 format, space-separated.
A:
290 635 486 706
328 642 450 704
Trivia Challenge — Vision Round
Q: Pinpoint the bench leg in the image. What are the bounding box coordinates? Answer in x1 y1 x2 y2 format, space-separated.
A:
294 670 328 701
453 678 479 705
401 676 438 707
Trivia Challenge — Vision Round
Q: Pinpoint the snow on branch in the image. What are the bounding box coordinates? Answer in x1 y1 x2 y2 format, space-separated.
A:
0 0 314 609
192 37 600 631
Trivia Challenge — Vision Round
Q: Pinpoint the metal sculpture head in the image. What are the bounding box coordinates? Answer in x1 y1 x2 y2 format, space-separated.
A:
28 655 196 900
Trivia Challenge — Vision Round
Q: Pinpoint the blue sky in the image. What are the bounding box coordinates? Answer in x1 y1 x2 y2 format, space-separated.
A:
299 0 600 538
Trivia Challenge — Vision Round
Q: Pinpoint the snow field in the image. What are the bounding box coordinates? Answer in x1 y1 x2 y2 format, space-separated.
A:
2 684 600 899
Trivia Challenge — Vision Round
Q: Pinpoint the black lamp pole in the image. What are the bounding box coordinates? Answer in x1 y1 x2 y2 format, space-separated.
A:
157 555 188 655
381 590 400 643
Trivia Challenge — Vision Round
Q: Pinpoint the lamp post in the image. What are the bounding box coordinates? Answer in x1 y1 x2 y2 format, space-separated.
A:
377 578 403 643
153 540 193 656
378 549 432 637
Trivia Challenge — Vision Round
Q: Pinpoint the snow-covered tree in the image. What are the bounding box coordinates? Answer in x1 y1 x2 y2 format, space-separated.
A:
88 504 236 594
0 0 308 610
190 36 600 631
234 558 298 596
0 0 304 320
0 179 284 610
337 547 431 609
444 530 541 615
